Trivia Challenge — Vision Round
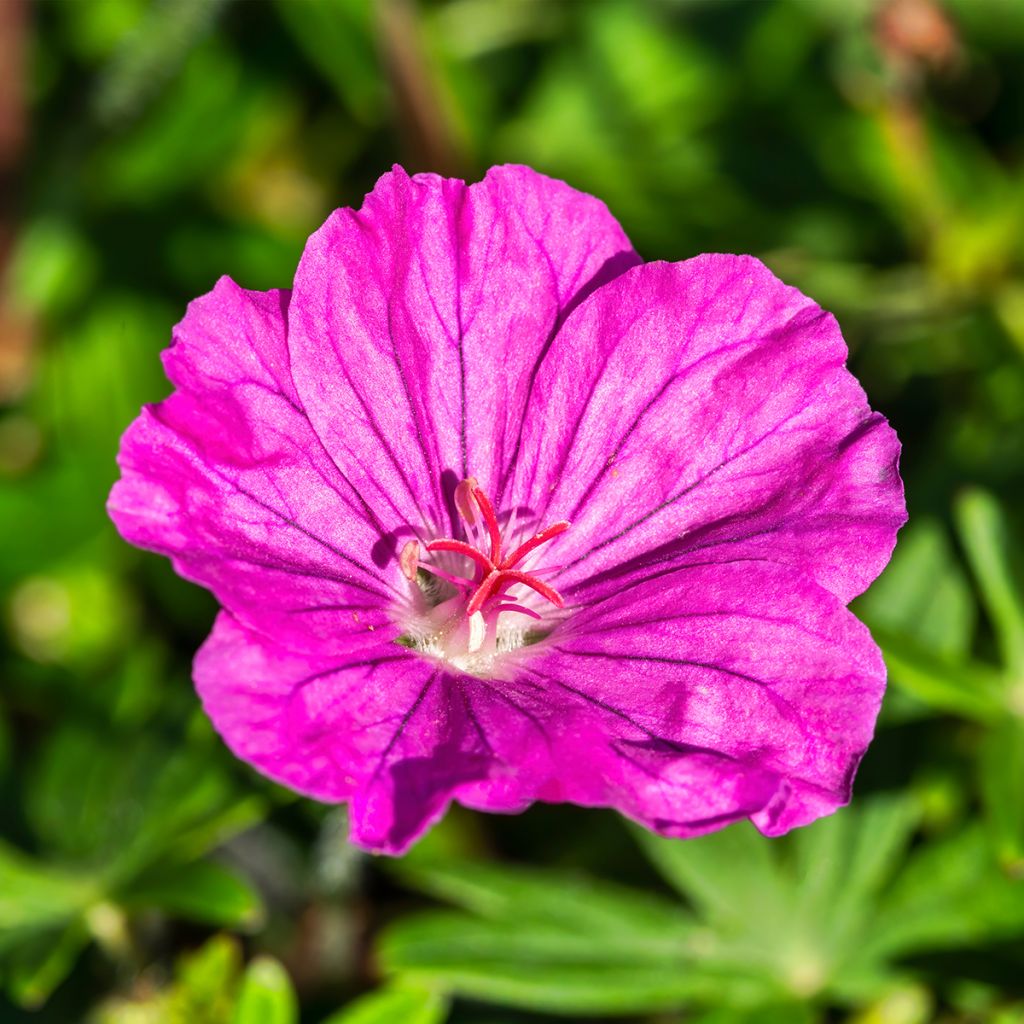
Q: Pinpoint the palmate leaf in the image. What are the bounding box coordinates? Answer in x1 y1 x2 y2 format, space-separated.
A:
380 912 729 1015
380 854 738 1015
788 796 920 954
393 854 697 947
635 800 920 1003
379 795 1024 1016
0 721 265 1006
635 818 789 934
863 825 1024 961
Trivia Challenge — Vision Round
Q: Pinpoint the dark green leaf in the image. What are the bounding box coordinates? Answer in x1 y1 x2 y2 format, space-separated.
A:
118 859 264 929
5 921 89 1008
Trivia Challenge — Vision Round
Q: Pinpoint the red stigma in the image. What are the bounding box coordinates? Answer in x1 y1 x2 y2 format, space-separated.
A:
416 479 569 621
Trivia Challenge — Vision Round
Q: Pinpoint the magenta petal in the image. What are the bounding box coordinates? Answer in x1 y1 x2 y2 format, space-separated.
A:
194 612 560 854
528 558 887 836
195 556 884 851
287 165 639 530
512 255 905 604
108 165 905 854
108 279 397 654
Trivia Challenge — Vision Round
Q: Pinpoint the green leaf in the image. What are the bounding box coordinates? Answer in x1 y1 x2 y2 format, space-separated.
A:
168 933 244 1023
0 840 98 940
979 719 1024 873
5 921 89 1008
872 626 1006 722
690 1006 818 1024
634 822 790 935
321 983 448 1024
955 488 1024 674
393 853 696 950
855 518 976 659
232 956 298 1024
788 798 919 972
118 859 264 929
792 797 917 927
379 912 731 1014
866 826 1024 958
26 726 264 883
0 703 10 780
273 0 384 124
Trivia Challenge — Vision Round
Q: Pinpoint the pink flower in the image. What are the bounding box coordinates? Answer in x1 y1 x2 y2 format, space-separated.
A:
109 166 906 854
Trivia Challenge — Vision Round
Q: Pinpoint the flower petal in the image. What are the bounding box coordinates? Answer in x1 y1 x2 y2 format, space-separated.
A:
194 612 560 854
526 558 887 836
287 164 639 534
512 255 905 603
108 278 398 654
195 556 882 852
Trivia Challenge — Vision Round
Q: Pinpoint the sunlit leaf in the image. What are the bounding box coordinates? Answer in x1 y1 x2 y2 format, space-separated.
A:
0 841 97 940
635 821 789 934
871 627 1006 722
979 719 1024 874
321 982 448 1024
856 519 975 660
232 956 298 1024
380 911 730 1014
955 488 1024 675
393 853 697 947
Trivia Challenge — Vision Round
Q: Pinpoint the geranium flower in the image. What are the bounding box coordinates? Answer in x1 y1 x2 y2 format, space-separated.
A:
109 165 905 854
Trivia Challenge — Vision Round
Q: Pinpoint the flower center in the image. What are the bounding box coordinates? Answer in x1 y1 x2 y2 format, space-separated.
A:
395 477 569 675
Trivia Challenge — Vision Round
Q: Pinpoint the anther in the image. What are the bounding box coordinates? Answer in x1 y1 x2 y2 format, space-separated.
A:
454 477 479 525
399 540 420 582
402 477 569 625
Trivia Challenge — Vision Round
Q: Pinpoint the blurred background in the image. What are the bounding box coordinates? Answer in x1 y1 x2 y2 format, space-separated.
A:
2 0 1024 1021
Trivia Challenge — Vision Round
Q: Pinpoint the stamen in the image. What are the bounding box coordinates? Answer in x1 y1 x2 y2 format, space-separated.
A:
466 569 502 616
417 562 473 590
399 540 420 582
398 477 569 649
467 611 486 653
425 538 494 575
471 484 503 564
493 603 543 620
498 570 565 608
501 521 570 570
454 477 479 525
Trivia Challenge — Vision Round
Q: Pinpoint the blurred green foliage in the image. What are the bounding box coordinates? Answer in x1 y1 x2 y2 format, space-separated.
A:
2 0 1024 1021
